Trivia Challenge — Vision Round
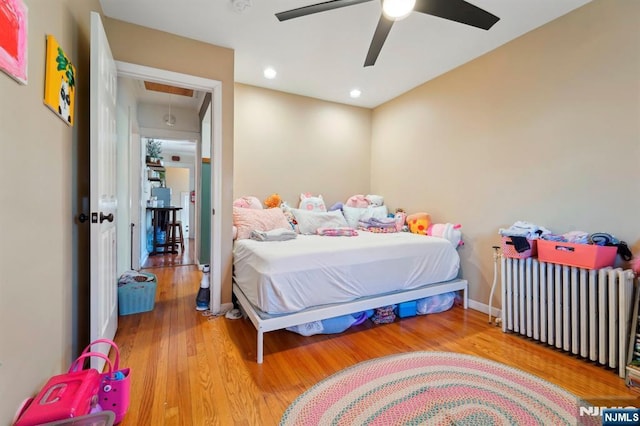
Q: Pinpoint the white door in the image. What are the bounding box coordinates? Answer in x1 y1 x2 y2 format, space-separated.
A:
89 11 118 366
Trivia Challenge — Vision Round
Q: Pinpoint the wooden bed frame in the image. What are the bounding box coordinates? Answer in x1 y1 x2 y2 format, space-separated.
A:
233 278 468 363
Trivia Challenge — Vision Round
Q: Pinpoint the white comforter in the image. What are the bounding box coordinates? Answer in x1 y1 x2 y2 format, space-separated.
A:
233 232 460 314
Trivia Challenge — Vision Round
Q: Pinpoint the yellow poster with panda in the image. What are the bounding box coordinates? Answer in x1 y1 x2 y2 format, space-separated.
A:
43 35 75 126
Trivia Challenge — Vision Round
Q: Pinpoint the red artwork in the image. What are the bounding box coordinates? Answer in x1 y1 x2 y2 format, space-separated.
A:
0 0 27 84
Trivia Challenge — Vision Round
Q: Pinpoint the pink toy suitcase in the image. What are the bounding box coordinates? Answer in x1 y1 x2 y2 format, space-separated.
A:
14 352 111 426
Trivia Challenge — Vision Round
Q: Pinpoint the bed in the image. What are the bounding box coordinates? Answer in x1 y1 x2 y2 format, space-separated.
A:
233 230 468 363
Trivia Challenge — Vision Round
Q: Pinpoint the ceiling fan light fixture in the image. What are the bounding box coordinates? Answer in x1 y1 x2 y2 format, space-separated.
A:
382 0 415 20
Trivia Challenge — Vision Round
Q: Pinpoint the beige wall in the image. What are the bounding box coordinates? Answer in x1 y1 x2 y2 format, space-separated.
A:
102 18 236 304
371 0 640 306
234 84 372 207
166 167 190 208
0 0 102 421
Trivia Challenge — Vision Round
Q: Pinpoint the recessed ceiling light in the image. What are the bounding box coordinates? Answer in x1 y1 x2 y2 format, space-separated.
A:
350 89 362 98
263 67 277 79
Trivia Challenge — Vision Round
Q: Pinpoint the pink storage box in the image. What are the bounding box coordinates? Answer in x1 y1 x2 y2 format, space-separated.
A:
537 239 617 270
501 236 537 259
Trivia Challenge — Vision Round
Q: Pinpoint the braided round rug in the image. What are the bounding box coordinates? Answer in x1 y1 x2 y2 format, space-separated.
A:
280 351 597 425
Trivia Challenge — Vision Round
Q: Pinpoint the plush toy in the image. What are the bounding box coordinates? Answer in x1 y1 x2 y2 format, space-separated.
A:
394 210 407 232
264 193 282 209
345 194 370 208
233 195 262 209
280 201 298 230
427 223 464 247
299 193 327 212
406 212 431 235
365 194 384 207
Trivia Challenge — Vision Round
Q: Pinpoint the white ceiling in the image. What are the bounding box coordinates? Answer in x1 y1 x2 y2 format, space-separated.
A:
100 0 591 108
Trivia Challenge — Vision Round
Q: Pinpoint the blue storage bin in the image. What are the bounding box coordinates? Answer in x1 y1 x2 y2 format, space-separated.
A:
118 272 157 315
397 300 417 318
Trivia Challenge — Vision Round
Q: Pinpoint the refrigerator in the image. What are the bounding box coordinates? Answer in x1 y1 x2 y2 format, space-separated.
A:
151 187 172 207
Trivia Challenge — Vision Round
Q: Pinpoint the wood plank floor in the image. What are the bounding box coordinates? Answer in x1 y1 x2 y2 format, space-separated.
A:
142 238 196 269
113 265 640 425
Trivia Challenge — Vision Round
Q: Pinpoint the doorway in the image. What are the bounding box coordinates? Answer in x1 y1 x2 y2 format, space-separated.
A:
114 61 223 309
141 140 197 269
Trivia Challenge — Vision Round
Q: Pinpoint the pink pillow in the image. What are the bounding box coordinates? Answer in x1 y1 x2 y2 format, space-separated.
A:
233 196 263 209
233 207 291 240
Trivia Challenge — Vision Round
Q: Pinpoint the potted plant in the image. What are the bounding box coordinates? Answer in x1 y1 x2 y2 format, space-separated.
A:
146 139 162 164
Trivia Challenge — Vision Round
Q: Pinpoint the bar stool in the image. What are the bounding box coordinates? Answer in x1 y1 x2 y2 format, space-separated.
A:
166 221 184 253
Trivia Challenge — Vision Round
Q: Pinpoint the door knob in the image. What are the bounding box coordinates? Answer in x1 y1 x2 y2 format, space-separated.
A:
100 212 114 223
78 213 89 223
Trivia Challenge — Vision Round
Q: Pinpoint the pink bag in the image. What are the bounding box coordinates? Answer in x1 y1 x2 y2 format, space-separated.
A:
82 338 131 424
14 352 111 426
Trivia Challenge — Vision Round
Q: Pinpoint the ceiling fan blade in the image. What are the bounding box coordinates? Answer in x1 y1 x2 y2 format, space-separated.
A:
276 0 373 22
414 0 499 30
364 14 394 67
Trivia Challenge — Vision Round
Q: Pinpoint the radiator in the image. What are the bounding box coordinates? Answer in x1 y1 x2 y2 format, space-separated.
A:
500 257 635 377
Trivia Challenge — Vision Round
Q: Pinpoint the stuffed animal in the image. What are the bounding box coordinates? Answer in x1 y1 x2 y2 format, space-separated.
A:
233 196 262 209
299 193 327 212
365 194 384 207
427 223 463 247
394 210 407 232
264 193 282 209
345 194 370 208
280 201 298 230
406 212 431 235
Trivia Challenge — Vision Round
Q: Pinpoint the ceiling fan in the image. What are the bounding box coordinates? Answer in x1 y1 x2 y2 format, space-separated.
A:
276 0 500 67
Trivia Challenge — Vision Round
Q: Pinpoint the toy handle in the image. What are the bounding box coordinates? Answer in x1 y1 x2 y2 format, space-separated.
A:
69 351 113 375
81 338 120 370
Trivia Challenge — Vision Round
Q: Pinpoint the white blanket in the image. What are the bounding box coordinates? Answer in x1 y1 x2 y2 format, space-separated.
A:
233 231 460 314
250 228 297 241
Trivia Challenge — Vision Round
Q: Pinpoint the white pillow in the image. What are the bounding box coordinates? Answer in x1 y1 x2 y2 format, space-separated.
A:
291 209 349 234
342 205 389 228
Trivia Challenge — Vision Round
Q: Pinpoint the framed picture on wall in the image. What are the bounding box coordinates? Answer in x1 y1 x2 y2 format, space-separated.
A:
0 0 28 85
43 34 76 125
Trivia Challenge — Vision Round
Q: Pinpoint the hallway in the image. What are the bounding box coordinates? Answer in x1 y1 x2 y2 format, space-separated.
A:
142 237 196 268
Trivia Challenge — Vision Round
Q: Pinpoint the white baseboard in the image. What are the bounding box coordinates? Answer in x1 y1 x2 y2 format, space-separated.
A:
467 298 501 320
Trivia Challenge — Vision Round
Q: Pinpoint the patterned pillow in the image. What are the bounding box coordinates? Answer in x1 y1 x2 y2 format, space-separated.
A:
233 207 291 240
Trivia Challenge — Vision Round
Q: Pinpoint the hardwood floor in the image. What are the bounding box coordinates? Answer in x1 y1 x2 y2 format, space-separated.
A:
113 266 640 425
142 237 196 269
